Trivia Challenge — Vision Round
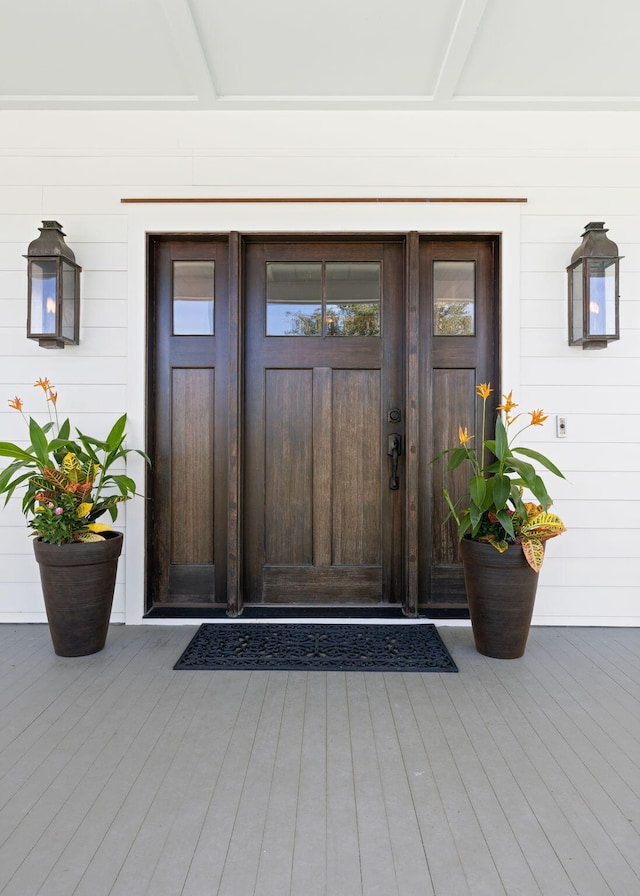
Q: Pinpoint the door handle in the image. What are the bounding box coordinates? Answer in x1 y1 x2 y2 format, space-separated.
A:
388 433 401 490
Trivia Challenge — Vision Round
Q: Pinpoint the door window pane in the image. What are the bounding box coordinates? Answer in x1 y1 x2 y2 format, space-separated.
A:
266 262 322 335
326 262 381 336
433 261 475 336
173 261 215 335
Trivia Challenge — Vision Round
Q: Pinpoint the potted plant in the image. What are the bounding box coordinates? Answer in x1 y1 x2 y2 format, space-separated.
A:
0 378 149 656
435 383 566 658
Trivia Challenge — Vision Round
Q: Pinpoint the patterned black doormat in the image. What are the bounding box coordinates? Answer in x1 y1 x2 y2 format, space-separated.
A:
173 623 457 672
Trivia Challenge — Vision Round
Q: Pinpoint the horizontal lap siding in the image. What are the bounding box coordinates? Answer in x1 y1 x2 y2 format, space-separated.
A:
519 199 640 625
0 110 638 623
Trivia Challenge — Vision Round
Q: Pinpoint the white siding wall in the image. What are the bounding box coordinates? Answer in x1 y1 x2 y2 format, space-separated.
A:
0 110 638 625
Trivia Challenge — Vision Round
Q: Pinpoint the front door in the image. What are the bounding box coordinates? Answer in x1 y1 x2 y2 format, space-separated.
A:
243 240 404 606
146 232 499 616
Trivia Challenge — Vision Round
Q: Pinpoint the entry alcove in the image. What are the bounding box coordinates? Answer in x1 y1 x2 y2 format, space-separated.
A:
145 232 499 618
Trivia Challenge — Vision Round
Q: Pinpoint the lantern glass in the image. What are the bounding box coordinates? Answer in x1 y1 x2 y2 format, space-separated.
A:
29 259 58 335
61 260 78 342
586 258 616 338
570 263 583 344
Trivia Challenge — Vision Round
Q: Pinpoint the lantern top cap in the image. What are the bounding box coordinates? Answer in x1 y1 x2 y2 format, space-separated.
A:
570 221 620 265
25 220 76 263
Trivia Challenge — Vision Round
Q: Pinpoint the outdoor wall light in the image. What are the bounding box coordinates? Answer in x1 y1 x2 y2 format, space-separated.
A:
25 221 81 349
567 221 621 350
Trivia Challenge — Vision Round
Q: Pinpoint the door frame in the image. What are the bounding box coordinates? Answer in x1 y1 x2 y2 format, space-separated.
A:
126 205 522 624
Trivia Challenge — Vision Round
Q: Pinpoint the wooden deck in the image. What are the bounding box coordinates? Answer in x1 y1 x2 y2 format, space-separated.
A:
0 623 639 896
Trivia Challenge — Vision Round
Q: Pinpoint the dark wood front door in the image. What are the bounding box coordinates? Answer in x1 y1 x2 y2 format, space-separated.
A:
243 240 404 606
146 233 498 616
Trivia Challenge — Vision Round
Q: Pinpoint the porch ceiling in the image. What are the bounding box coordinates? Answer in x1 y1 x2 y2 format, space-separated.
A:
2 0 639 112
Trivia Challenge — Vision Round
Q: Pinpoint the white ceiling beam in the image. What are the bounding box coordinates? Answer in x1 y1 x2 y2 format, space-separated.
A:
158 0 218 107
432 0 489 107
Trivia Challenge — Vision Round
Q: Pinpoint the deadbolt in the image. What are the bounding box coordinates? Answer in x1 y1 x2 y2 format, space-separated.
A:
388 407 401 423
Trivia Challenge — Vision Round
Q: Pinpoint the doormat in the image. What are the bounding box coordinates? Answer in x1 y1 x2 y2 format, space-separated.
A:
173 623 458 672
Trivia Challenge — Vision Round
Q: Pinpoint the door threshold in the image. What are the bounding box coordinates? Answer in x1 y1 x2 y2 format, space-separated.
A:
147 604 407 620
146 604 469 620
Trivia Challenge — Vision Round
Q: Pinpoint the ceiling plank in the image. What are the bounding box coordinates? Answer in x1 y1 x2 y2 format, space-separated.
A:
432 0 489 106
158 0 218 107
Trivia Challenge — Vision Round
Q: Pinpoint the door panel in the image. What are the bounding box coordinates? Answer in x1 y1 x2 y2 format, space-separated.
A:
264 368 313 565
243 240 404 606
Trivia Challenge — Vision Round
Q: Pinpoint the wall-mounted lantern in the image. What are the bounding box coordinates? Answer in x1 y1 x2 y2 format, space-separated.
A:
567 221 621 350
25 221 81 349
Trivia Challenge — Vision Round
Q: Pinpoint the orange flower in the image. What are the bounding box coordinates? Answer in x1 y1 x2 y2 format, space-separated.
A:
47 389 58 406
34 377 52 392
476 383 493 400
458 426 474 445
8 396 23 411
497 390 518 415
529 409 548 426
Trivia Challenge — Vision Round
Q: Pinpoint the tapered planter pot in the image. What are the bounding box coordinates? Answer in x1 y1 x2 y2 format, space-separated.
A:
33 531 123 657
459 537 540 659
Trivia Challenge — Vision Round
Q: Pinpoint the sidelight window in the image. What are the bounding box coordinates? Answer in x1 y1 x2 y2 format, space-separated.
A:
433 260 475 336
172 260 215 335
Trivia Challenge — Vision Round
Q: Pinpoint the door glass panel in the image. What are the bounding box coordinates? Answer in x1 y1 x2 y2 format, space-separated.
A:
433 260 475 336
173 261 215 335
266 262 322 335
326 262 381 336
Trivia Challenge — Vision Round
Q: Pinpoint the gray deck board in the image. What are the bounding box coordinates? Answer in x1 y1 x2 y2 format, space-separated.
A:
0 624 639 896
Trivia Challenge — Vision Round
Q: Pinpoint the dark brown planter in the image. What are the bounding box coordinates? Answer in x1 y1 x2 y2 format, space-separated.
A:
33 531 123 657
459 537 540 659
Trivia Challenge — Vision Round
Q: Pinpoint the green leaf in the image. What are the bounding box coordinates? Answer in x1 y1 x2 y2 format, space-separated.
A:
469 500 483 535
495 415 508 460
58 418 71 440
479 476 494 512
109 474 137 497
530 474 551 509
28 417 50 466
470 475 486 508
496 508 515 538
514 447 565 479
0 443 37 464
510 484 528 518
447 447 471 472
105 414 127 452
506 456 536 483
492 473 511 511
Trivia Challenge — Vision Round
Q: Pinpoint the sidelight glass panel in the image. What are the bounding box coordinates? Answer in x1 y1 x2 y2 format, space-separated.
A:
173 261 215 335
266 262 322 335
433 260 475 336
326 262 381 336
